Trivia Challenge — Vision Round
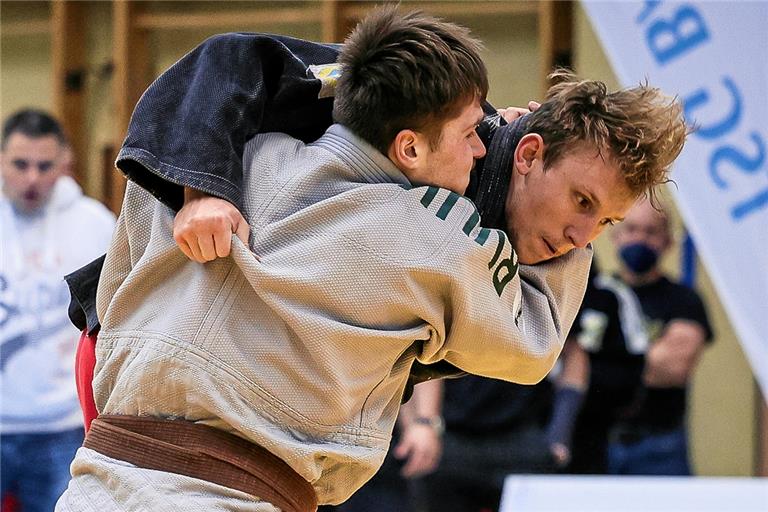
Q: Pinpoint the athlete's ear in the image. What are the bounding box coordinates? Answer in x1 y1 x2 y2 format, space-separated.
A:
513 133 544 176
388 129 429 174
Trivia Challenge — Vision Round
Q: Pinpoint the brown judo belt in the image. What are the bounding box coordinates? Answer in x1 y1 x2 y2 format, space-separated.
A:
84 415 318 512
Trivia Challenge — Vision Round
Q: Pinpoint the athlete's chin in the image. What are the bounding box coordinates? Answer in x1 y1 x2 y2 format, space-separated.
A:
456 176 471 195
515 248 541 265
515 241 555 265
517 254 546 265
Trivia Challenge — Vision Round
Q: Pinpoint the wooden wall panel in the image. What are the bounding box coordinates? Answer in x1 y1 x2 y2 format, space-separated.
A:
51 1 87 184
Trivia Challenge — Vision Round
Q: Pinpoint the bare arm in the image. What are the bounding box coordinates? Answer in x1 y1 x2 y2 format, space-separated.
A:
643 319 707 387
393 379 444 478
558 337 591 390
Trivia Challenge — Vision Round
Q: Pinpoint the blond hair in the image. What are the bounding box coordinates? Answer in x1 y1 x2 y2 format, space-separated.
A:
527 70 687 200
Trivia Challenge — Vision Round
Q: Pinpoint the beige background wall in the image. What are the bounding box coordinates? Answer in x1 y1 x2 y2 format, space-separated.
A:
1 2 53 116
1 0 760 476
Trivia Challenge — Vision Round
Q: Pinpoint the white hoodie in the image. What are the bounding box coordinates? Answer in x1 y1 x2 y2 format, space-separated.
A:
0 175 115 434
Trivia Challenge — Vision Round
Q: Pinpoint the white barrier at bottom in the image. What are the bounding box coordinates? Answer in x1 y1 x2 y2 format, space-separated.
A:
500 475 767 512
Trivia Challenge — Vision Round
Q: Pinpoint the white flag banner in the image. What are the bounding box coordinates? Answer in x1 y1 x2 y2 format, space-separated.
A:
582 1 768 400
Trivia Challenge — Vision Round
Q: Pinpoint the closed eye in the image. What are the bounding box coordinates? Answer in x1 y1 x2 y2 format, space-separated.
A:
12 159 30 171
38 161 54 172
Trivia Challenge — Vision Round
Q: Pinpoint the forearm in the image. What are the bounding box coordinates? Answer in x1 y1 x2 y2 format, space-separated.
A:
399 379 443 429
643 320 706 387
394 379 444 478
546 339 588 465
412 379 443 421
557 337 590 390
547 384 585 447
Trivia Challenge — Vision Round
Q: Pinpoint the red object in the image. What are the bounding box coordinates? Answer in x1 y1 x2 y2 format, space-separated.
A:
2 492 20 512
76 329 99 432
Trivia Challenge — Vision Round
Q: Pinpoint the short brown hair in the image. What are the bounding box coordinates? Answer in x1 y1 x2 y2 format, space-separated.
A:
333 6 488 153
2 109 67 150
526 70 687 200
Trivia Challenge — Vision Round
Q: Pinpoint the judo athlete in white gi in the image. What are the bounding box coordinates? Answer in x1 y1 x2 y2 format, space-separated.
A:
56 8 688 512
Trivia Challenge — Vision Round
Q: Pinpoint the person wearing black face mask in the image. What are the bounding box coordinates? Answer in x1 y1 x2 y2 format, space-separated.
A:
608 201 712 475
559 198 714 477
618 241 661 275
606 198 713 475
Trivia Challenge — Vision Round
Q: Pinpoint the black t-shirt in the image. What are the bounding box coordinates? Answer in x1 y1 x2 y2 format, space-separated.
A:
624 276 713 430
572 277 645 416
567 274 712 472
574 274 713 432
442 375 553 436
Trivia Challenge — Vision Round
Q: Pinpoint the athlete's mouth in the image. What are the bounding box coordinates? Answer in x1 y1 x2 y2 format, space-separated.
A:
542 237 557 256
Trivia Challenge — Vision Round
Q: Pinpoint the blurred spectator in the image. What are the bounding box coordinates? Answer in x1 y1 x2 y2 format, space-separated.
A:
560 263 649 474
419 376 558 512
0 109 115 511
563 198 713 476
607 198 712 475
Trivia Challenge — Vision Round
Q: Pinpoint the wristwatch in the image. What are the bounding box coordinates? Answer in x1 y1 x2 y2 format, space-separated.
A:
413 415 445 436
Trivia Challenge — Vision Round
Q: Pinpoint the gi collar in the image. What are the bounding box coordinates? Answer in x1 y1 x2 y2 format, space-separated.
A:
471 113 532 231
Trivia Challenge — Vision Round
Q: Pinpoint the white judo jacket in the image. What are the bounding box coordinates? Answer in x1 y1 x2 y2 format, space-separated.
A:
59 125 591 509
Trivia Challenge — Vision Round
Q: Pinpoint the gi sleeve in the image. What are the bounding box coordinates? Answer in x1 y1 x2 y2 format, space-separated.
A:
115 33 340 212
412 190 593 384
